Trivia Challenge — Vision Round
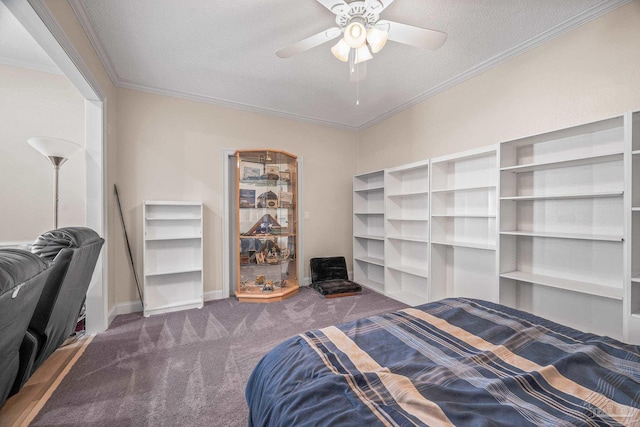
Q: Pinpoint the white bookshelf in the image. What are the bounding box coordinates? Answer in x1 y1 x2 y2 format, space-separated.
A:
143 201 204 316
353 171 385 293
430 145 499 302
628 110 640 344
384 160 430 305
499 115 627 340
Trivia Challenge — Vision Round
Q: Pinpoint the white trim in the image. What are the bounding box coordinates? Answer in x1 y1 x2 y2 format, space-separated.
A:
108 290 225 324
53 0 630 131
0 56 62 75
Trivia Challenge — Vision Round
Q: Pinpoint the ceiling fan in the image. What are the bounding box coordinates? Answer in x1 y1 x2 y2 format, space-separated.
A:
276 0 447 64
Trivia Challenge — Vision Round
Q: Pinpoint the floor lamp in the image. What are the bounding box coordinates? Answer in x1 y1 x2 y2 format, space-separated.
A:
27 137 82 229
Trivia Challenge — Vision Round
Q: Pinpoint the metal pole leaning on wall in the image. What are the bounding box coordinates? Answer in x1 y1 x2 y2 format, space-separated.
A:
114 184 143 303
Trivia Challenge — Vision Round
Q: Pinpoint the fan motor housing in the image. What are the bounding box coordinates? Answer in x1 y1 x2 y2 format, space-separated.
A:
335 1 379 28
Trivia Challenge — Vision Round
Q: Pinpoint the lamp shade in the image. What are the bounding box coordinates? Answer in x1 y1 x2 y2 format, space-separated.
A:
331 38 351 62
344 22 366 48
27 137 82 159
354 44 373 64
366 27 388 53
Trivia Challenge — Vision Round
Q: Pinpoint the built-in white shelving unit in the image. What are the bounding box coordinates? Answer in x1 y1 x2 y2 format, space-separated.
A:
384 160 430 305
143 201 204 317
353 170 385 293
627 110 640 344
499 116 626 340
430 145 499 302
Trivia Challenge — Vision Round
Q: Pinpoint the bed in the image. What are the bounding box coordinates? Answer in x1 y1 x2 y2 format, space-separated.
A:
246 298 640 426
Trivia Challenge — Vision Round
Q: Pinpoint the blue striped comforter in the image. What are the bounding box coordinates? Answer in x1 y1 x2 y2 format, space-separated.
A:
246 298 640 426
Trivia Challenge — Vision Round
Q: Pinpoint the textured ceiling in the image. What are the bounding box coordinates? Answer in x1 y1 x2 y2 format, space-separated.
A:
0 1 59 74
0 0 628 130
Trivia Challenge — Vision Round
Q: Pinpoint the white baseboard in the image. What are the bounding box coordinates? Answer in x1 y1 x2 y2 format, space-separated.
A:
107 289 226 326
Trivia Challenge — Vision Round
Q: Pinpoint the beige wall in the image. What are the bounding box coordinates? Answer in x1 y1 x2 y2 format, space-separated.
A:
0 64 85 242
358 1 640 172
115 88 358 303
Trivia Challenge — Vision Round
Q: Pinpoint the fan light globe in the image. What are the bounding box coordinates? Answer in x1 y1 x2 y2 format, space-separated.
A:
344 22 366 48
366 27 388 53
354 44 373 64
331 38 351 62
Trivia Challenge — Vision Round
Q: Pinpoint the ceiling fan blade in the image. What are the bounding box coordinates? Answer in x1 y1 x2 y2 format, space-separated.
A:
379 20 447 50
315 0 349 15
276 27 342 58
366 0 394 13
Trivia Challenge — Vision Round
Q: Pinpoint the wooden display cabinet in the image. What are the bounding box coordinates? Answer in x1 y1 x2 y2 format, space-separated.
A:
235 149 299 302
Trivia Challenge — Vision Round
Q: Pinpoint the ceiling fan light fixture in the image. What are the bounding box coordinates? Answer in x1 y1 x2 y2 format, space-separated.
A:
354 44 372 64
331 38 351 62
344 21 366 48
366 27 388 53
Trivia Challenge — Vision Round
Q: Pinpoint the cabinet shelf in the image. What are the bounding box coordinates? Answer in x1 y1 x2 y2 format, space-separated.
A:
384 291 428 306
145 235 201 241
431 184 495 193
431 240 496 251
387 190 429 198
500 152 623 174
500 191 623 201
354 185 384 193
386 217 429 222
354 234 385 241
432 214 496 218
354 211 384 215
355 256 385 267
145 267 202 277
240 179 291 186
500 230 623 242
387 235 429 243
145 216 201 221
387 264 428 278
500 271 623 300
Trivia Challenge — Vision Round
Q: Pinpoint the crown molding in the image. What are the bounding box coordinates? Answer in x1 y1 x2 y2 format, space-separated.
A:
355 0 632 131
68 0 119 86
117 79 360 131
53 0 632 132
0 55 62 75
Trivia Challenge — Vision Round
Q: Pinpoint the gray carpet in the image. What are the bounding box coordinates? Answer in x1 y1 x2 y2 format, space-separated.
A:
32 286 407 426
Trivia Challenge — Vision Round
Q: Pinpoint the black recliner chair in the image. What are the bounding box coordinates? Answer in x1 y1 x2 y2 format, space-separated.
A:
14 227 104 391
0 249 51 407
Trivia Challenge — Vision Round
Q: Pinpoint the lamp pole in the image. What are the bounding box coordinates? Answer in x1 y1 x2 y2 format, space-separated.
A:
48 156 67 229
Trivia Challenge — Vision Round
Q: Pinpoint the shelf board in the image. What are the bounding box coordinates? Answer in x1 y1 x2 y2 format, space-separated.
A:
354 185 384 193
385 290 428 307
631 276 640 283
500 271 623 300
240 233 295 238
386 190 429 198
354 234 385 241
632 149 640 155
431 184 496 193
354 211 385 215
500 152 623 173
500 230 623 242
387 264 429 278
500 191 623 201
145 216 201 221
431 240 496 251
240 179 291 186
144 298 203 317
432 214 496 218
145 235 201 241
386 217 429 222
354 256 385 267
386 235 429 243
358 278 385 293
145 267 202 277
632 207 640 212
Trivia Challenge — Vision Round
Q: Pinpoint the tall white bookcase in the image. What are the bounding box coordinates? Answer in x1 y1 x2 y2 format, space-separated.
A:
353 171 385 292
143 201 204 317
430 145 499 302
627 110 640 344
499 116 626 340
384 160 430 305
